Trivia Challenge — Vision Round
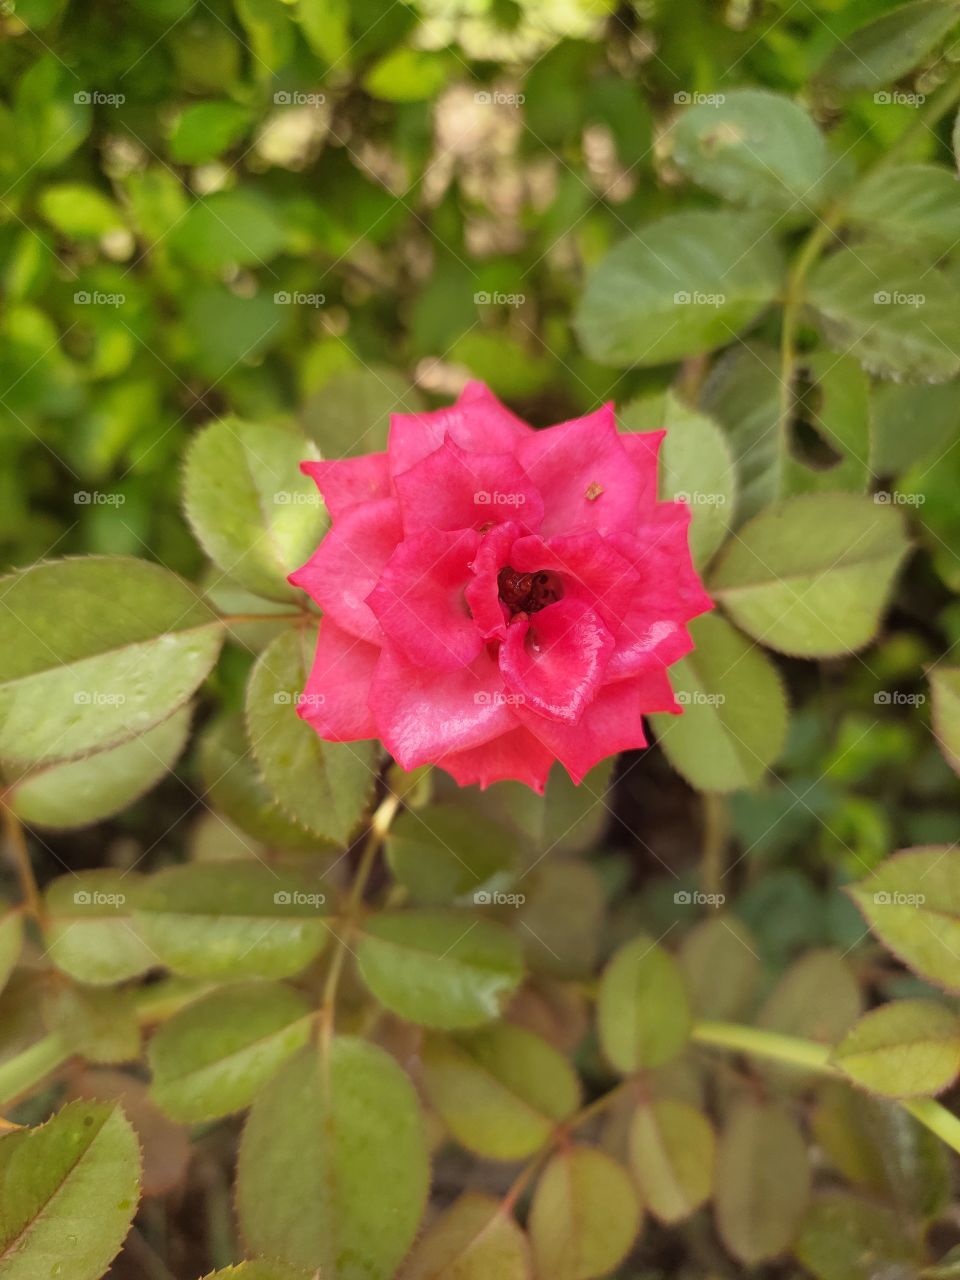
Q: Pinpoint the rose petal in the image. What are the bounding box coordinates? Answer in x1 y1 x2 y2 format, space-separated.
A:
366 528 483 672
435 727 555 793
297 619 378 740
518 404 643 536
300 454 391 520
388 381 532 477
508 531 642 636
499 598 614 725
608 501 715 621
463 521 522 641
516 668 679 783
395 437 543 536
370 643 517 770
289 497 401 642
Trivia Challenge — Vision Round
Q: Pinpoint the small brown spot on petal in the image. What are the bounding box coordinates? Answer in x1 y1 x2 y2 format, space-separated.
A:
585 481 604 501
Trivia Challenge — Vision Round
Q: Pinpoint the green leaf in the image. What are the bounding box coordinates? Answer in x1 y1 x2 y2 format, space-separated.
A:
385 804 523 906
4 704 191 829
529 1146 641 1280
198 714 320 852
870 381 960 476
621 390 735 567
714 1100 810 1264
0 910 22 1002
783 353 872 498
574 210 785 367
710 493 911 657
0 1100 140 1280
37 182 123 238
0 557 223 768
679 915 759 1021
400 1192 531 1280
149 981 313 1121
43 871 155 985
517 862 605 980
421 1023 580 1160
813 0 960 93
700 340 782 522
596 935 691 1072
132 862 329 980
298 0 350 63
236 1039 428 1279
796 1193 921 1280
201 1264 315 1280
758 948 863 1054
671 89 829 213
651 612 788 792
845 164 960 252
246 628 376 843
628 1099 715 1224
356 912 524 1029
301 366 422 459
363 48 452 102
806 246 960 382
183 416 324 602
170 190 287 269
42 983 140 1064
478 760 615 857
169 100 254 165
835 998 960 1099
930 666 960 776
847 846 960 991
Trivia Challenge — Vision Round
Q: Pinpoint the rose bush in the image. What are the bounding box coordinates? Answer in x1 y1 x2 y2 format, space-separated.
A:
290 382 713 790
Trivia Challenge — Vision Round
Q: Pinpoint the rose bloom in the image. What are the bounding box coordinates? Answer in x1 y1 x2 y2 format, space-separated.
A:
290 382 712 792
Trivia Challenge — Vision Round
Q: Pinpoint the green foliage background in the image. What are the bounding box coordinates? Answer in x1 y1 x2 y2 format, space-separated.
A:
3 0 960 1277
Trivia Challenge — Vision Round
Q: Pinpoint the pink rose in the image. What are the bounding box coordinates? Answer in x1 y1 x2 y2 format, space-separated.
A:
290 382 712 792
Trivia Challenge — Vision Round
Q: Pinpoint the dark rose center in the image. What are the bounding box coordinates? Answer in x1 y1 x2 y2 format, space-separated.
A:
497 566 564 616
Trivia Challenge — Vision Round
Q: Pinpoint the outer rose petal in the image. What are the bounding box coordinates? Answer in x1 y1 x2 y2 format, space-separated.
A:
620 430 665 506
394 438 543 535
609 502 715 620
500 598 614 725
388 381 532 477
370 643 517 770
297 619 378 740
366 528 482 672
516 668 680 783
301 454 391 520
518 404 644 536
463 521 521 640
289 497 401 643
435 727 555 792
